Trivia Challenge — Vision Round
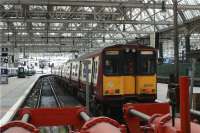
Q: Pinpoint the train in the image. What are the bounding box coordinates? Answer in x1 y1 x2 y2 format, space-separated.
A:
0 67 18 77
7 67 18 77
54 44 157 114
0 67 36 78
17 67 26 78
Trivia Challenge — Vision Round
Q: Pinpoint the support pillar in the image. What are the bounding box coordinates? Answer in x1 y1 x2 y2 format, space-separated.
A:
173 0 179 83
179 76 191 133
159 42 163 59
185 34 191 63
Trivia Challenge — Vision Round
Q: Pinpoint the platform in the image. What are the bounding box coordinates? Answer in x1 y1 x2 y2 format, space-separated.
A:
0 75 41 125
157 83 200 102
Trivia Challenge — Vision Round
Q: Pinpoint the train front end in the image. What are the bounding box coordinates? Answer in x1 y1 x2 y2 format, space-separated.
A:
102 45 157 103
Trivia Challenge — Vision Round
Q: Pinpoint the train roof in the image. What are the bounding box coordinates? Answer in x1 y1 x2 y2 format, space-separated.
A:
70 44 156 61
104 44 156 50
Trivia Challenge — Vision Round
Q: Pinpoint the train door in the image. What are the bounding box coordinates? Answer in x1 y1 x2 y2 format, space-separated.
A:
122 49 136 95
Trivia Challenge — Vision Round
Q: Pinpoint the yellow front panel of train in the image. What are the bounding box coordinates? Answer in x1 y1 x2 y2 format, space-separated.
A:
103 76 135 95
123 76 135 95
136 75 156 94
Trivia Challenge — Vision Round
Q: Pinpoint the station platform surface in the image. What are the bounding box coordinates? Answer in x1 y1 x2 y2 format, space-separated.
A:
157 83 200 102
0 75 41 125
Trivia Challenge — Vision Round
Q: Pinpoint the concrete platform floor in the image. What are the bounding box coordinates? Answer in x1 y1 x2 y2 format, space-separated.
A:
0 75 40 120
156 83 200 102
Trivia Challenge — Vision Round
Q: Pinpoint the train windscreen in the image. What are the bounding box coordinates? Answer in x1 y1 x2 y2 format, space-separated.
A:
137 51 156 75
104 51 121 75
19 67 24 73
104 50 156 75
123 50 136 75
104 50 136 75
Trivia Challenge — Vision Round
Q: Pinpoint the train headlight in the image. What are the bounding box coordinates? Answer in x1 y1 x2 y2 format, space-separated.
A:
125 48 130 53
132 49 136 53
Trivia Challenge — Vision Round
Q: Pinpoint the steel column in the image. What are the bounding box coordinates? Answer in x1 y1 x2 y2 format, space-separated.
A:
190 58 196 108
173 0 179 83
159 42 163 59
185 34 191 62
179 76 191 133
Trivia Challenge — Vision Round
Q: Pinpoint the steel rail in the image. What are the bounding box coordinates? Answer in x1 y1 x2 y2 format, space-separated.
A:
35 79 43 108
47 77 62 107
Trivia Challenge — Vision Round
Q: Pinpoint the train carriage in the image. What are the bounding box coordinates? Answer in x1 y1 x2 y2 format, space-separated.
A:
57 44 157 114
17 67 26 78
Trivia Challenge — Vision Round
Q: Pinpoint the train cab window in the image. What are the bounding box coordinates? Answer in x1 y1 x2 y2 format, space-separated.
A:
19 67 24 72
123 50 136 75
105 60 113 74
124 59 135 74
104 51 121 75
137 51 156 75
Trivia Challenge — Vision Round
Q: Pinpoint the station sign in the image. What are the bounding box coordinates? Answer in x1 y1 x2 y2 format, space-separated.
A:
1 47 8 57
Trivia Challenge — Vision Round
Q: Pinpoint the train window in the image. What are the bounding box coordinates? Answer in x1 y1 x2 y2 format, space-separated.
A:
137 52 156 75
95 62 98 74
104 51 121 75
19 68 24 72
79 64 81 77
75 64 78 76
93 61 98 79
123 51 136 75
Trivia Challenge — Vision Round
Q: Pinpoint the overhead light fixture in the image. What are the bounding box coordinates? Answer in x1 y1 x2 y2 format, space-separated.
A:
35 32 40 35
5 32 13 35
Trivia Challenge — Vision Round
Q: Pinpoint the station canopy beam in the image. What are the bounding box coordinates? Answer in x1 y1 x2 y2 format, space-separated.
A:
0 0 200 10
0 0 200 53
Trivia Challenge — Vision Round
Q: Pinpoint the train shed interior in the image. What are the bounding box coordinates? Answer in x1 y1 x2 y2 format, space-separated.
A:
0 0 200 133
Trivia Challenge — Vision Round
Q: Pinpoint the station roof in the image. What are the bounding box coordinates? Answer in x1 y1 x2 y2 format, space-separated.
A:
0 0 200 53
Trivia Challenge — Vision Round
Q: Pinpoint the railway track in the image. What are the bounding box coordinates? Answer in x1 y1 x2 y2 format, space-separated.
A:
13 75 81 133
24 76 80 108
33 77 65 133
36 77 63 108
